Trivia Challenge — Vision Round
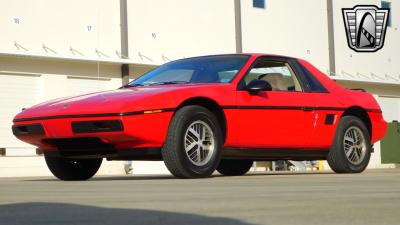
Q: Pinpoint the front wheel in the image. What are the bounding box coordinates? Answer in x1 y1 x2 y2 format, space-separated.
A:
327 116 371 173
162 105 223 178
45 156 102 181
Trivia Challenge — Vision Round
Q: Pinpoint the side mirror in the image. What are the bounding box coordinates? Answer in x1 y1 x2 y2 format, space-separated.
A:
246 79 272 94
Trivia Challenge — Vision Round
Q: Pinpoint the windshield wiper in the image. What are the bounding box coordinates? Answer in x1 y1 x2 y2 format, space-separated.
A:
119 83 144 89
120 81 189 88
129 83 145 87
146 81 190 86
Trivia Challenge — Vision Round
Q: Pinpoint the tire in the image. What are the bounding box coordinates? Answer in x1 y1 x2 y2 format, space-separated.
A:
327 115 371 173
162 105 223 178
217 159 253 176
45 156 102 181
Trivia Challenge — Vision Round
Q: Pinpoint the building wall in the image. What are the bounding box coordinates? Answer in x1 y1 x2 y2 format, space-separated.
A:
241 0 330 73
129 64 156 80
127 0 237 65
337 80 400 97
2 0 398 80
0 0 121 60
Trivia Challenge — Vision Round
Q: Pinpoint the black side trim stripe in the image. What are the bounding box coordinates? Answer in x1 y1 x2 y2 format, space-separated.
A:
15 106 381 123
223 105 304 110
222 105 347 111
13 108 175 122
222 147 329 160
366 108 382 113
222 105 381 112
315 106 348 111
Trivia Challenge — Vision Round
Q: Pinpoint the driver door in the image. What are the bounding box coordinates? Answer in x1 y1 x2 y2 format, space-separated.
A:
231 58 317 149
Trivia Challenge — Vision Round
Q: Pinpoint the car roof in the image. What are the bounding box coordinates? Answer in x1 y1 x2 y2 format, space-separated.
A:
174 53 297 61
245 53 297 60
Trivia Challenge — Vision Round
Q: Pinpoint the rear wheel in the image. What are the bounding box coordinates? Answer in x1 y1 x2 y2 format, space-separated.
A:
217 159 253 176
45 156 102 181
162 105 222 178
327 116 371 173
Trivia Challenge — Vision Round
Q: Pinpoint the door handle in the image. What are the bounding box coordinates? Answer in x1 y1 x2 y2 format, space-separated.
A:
302 107 314 111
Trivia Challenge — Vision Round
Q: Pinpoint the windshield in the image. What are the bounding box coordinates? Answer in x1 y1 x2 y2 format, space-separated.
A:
128 55 250 86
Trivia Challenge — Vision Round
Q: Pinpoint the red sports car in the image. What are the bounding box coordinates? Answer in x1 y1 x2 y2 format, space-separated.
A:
12 54 387 180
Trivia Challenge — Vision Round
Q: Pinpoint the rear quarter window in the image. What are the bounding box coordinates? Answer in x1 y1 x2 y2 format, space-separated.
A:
296 62 328 93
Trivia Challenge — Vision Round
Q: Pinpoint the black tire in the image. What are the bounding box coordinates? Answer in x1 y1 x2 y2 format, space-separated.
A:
162 105 223 178
327 115 371 173
45 156 102 181
217 159 253 176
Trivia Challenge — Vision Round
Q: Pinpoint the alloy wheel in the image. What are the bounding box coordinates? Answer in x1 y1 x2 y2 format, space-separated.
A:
343 126 367 165
184 120 215 166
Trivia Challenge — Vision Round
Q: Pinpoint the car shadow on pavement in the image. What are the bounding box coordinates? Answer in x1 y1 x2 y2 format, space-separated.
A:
24 175 175 182
0 202 255 225
240 171 334 176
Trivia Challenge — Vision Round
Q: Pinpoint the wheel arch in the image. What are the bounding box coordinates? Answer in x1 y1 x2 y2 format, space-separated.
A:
176 97 227 143
341 106 372 139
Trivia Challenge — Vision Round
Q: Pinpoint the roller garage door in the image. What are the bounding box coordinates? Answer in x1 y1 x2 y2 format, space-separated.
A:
0 74 42 151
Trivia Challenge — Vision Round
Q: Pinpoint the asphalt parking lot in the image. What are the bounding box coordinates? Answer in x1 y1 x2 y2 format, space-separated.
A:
0 169 399 225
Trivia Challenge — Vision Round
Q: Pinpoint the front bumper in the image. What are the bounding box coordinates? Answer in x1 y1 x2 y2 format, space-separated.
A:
12 112 173 156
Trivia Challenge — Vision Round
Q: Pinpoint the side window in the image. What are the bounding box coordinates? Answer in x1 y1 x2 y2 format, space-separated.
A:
218 70 240 83
296 62 328 93
244 61 302 92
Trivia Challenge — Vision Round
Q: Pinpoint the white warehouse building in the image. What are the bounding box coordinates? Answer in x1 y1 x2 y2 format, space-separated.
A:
0 0 398 176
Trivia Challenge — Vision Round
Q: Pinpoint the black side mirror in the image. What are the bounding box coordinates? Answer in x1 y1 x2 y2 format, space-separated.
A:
246 79 272 94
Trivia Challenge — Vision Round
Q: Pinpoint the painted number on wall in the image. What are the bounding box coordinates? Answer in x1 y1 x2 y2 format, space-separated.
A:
13 17 20 24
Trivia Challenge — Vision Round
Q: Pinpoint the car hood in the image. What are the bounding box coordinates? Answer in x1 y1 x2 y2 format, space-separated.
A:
14 84 191 121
